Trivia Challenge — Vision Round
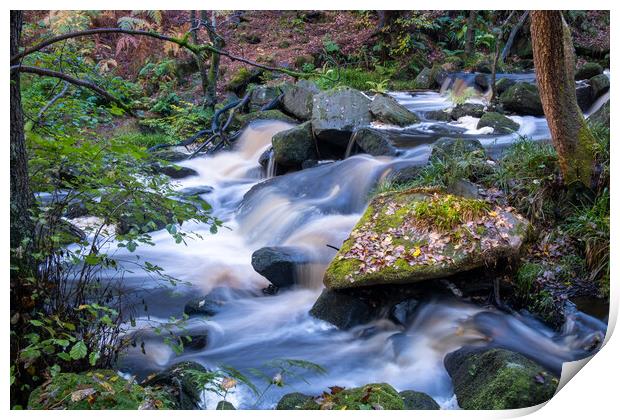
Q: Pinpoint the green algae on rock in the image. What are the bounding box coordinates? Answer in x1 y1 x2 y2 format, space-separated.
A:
324 188 529 289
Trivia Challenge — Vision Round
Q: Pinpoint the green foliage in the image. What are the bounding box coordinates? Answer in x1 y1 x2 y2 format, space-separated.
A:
365 79 389 94
448 87 476 105
411 194 490 232
141 101 214 139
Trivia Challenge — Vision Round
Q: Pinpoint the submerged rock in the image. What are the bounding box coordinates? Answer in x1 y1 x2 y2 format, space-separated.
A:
499 82 543 116
311 87 372 147
251 246 311 288
444 347 558 409
281 80 319 120
276 392 320 409
309 288 375 329
399 390 440 410
575 62 603 80
351 128 399 157
476 112 520 134
272 121 317 166
323 188 529 289
369 93 420 126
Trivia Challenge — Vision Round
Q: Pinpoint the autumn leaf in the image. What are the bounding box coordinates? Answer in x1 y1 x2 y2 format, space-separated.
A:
412 247 421 258
71 388 96 402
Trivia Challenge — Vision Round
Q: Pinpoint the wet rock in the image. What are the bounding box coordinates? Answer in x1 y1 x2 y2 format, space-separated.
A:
575 81 594 111
216 401 236 410
414 65 445 90
476 112 520 134
495 78 516 96
179 185 213 197
249 85 281 112
184 287 248 317
323 188 529 289
351 128 399 157
272 121 317 166
152 163 199 179
276 392 320 409
399 390 440 410
311 87 372 147
181 334 208 350
232 109 297 131
327 383 404 409
142 361 207 410
282 80 319 120
499 82 544 116
151 148 191 163
226 67 263 95
425 109 451 122
450 103 485 120
474 73 489 91
575 62 603 80
589 74 610 99
390 299 419 326
444 346 558 409
309 289 375 329
251 246 310 288
369 93 420 126
386 165 423 185
258 148 272 169
429 137 486 161
588 100 610 128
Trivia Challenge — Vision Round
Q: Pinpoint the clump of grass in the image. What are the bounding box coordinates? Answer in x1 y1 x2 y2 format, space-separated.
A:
565 189 610 296
515 262 543 300
411 194 490 232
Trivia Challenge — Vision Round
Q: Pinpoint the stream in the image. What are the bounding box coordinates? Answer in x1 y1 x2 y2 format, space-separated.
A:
81 79 608 409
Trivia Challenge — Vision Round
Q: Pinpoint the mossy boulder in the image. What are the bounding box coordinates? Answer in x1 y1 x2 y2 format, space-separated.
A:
351 128 399 157
231 109 297 131
414 65 445 90
399 390 440 410
311 87 372 147
429 137 486 161
499 82 544 116
370 93 420 126
28 370 173 410
589 74 610 99
271 121 317 166
324 383 404 410
282 79 319 120
477 112 520 134
575 62 603 80
495 78 516 96
276 392 320 409
249 85 281 112
323 188 529 289
444 347 558 409
425 109 452 122
226 67 263 94
450 103 485 120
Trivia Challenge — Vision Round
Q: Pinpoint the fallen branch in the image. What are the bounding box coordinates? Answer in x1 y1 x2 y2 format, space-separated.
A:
36 81 70 123
11 65 134 115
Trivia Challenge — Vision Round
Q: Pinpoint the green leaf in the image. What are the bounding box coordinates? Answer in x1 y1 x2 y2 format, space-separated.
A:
89 351 100 366
29 320 44 327
69 340 88 360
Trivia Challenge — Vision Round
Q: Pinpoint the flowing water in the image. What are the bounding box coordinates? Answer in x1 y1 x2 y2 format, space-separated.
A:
87 87 607 409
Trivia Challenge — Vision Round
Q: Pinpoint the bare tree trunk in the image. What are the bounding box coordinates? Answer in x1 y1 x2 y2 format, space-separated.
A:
530 11 595 186
190 10 209 98
501 11 529 62
203 10 223 110
465 10 476 56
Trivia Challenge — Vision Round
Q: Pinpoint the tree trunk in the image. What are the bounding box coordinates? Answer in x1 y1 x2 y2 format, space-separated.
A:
190 10 209 98
530 11 595 186
501 11 529 62
465 10 476 56
204 10 222 110
10 9 37 408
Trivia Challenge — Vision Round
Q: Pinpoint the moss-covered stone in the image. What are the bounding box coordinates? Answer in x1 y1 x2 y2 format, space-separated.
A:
369 93 420 126
276 392 320 409
477 112 520 134
27 370 173 410
575 62 603 80
351 128 399 157
429 138 486 162
589 74 610 99
271 121 317 166
444 347 558 410
323 188 529 289
328 383 404 410
399 390 440 410
226 67 263 94
231 110 298 131
450 103 485 120
499 82 543 116
495 78 516 96
216 400 236 410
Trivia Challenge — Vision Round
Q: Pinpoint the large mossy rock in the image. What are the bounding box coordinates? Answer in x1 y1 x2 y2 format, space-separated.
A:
324 383 404 410
28 370 173 410
231 110 297 131
251 246 311 288
281 80 319 120
444 347 558 409
495 78 517 96
450 103 485 120
399 390 440 410
370 93 420 126
414 65 444 90
311 87 372 147
323 188 529 289
499 82 544 116
271 121 317 166
276 392 320 409
226 67 263 94
575 62 603 80
351 128 399 157
429 137 486 162
476 112 520 134
589 74 610 99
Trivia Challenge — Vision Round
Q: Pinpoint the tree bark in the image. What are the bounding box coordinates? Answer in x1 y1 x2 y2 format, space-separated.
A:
203 11 223 110
190 10 209 98
530 11 595 186
501 11 529 62
465 10 476 56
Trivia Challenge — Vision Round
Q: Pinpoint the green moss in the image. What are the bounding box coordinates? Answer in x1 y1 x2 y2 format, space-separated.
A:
276 392 320 410
329 383 404 410
411 194 490 231
28 370 173 410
